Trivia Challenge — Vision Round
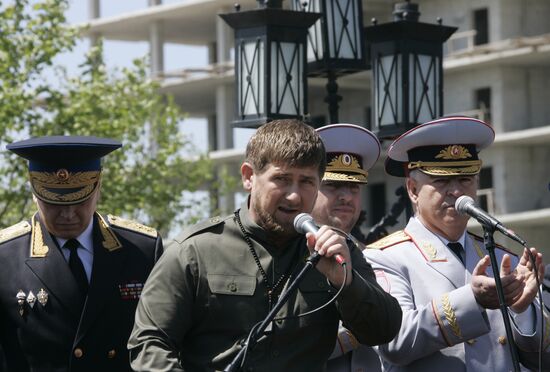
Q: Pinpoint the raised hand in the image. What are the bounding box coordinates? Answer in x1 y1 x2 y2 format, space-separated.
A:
509 247 544 313
471 254 525 309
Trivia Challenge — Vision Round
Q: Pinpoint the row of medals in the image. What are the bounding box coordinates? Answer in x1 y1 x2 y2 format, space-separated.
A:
16 288 48 316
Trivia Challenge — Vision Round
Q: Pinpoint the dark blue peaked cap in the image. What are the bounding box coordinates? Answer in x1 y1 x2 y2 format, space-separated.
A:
7 136 121 170
7 136 121 205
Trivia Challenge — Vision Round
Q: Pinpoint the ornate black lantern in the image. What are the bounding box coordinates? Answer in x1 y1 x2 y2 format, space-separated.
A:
292 0 367 123
291 0 366 74
365 1 456 139
220 1 320 128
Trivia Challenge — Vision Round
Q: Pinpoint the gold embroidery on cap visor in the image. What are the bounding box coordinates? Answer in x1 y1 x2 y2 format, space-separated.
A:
408 160 482 176
323 154 368 183
29 170 101 205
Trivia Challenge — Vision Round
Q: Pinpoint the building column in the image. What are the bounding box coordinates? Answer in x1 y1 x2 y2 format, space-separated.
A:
149 0 164 76
214 10 234 151
216 11 232 63
215 86 234 150
211 9 237 214
88 0 100 46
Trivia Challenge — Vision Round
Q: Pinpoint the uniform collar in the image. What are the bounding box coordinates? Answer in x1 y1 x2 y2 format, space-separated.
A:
55 218 94 253
414 216 467 247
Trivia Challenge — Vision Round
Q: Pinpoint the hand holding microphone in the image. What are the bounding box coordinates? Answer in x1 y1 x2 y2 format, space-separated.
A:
294 213 351 287
294 213 346 265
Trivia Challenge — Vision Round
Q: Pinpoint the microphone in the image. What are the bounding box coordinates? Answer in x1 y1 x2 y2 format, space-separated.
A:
455 196 526 246
294 213 346 265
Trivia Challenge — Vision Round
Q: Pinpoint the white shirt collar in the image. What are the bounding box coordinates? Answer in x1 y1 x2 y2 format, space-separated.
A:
56 218 94 253
414 216 467 247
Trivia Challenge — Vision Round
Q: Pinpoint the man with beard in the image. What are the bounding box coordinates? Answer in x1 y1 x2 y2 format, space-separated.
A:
364 116 547 371
128 119 402 371
309 124 388 372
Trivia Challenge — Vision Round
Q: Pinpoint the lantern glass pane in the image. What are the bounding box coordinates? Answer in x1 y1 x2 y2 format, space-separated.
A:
270 41 304 116
326 0 362 59
293 0 323 63
409 54 438 124
239 39 264 116
376 54 401 127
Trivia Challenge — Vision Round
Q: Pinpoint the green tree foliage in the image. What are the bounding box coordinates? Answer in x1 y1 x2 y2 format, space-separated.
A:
0 0 213 234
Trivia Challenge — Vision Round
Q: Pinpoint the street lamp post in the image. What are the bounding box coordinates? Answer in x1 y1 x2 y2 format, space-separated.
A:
220 0 320 128
292 0 367 124
364 1 456 242
365 0 456 140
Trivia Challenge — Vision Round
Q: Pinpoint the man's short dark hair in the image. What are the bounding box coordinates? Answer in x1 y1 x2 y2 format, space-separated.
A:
245 119 326 178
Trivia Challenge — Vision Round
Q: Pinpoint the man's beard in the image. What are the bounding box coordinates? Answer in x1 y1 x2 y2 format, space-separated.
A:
327 215 353 233
328 204 357 233
252 197 297 240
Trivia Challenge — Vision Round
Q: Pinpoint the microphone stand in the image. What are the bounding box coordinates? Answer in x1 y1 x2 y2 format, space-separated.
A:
224 252 323 372
483 227 521 372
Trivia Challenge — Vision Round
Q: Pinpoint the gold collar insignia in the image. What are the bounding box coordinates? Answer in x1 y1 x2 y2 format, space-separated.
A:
419 241 439 261
96 213 122 251
30 214 49 258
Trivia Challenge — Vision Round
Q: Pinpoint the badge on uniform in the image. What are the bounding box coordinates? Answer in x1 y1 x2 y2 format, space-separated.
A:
16 290 26 316
26 291 36 308
37 288 48 306
118 282 144 300
16 288 49 316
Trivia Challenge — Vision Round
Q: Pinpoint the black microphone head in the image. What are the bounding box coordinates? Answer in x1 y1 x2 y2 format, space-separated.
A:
455 195 475 214
294 213 313 234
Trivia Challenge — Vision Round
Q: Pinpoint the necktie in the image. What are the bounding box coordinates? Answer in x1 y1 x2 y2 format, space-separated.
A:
447 242 465 265
64 239 89 296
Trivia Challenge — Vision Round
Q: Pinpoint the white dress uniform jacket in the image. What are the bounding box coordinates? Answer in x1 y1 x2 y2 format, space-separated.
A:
364 217 550 371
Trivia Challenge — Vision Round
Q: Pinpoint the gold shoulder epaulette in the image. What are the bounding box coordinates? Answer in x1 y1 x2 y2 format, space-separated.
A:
107 215 158 238
367 230 411 250
468 231 517 256
0 221 31 244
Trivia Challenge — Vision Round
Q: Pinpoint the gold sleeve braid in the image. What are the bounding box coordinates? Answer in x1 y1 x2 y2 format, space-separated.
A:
441 293 462 339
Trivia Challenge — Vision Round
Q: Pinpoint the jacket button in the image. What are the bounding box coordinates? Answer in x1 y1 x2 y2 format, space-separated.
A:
74 348 84 358
498 336 507 345
107 349 116 359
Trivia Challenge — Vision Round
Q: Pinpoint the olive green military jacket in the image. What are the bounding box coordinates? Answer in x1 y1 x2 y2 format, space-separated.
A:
129 206 401 371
